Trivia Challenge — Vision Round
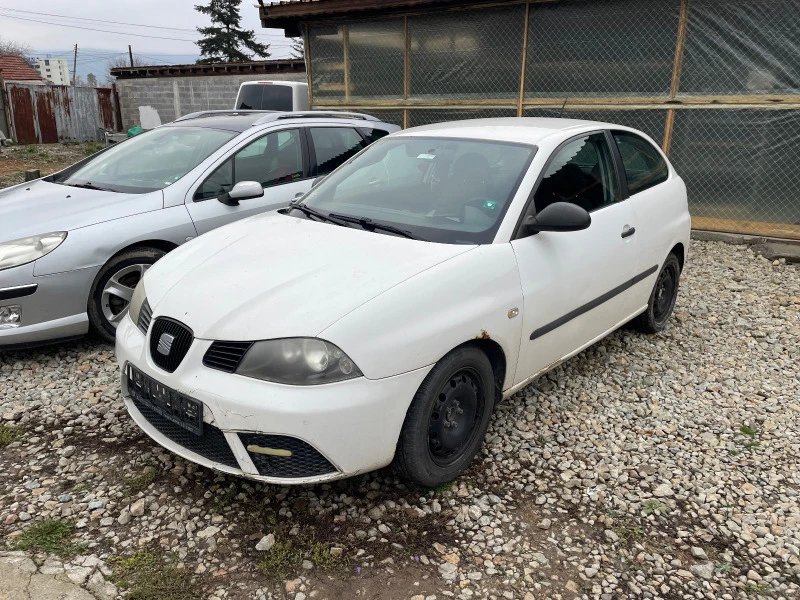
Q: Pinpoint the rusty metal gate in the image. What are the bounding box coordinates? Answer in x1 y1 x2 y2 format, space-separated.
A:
3 84 121 144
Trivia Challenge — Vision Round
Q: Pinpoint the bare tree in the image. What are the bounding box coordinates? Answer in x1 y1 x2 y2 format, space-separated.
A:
105 54 149 85
0 36 32 58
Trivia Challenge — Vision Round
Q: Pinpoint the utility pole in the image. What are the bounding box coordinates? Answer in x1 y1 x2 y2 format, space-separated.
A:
72 44 78 87
128 45 134 67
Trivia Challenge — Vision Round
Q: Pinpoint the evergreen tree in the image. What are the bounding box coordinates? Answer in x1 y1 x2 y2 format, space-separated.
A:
86 73 97 87
290 37 305 59
195 0 270 63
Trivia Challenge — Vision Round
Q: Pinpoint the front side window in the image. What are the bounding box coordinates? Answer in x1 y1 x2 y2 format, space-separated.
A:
612 131 669 195
300 137 536 244
195 128 304 200
309 127 367 175
533 133 618 214
52 126 237 194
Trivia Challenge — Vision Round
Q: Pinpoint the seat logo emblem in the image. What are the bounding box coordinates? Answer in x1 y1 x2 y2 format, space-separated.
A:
157 333 175 356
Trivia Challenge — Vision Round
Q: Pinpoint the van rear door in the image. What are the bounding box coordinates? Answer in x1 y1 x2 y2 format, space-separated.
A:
235 83 294 111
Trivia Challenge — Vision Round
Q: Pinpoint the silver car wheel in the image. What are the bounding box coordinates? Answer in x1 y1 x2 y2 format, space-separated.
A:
101 263 150 328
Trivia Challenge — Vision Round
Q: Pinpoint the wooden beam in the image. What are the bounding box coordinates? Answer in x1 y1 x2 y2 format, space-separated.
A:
692 217 800 241
343 25 351 101
517 1 531 117
403 16 410 101
304 24 314 108
670 0 690 99
403 108 409 128
662 108 675 154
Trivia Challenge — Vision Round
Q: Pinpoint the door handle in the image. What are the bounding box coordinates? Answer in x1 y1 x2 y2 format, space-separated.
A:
621 226 636 239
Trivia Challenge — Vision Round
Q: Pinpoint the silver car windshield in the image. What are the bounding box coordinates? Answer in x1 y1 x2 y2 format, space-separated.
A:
300 136 536 244
53 126 237 194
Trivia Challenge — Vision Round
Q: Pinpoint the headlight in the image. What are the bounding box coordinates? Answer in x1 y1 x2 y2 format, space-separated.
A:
128 279 147 326
236 338 363 385
0 232 67 271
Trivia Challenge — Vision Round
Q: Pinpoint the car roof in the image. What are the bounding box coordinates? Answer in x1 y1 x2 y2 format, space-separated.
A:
166 110 394 133
394 117 618 145
166 114 268 133
239 80 307 88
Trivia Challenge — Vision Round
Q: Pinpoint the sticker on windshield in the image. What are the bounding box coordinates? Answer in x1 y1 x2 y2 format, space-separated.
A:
416 153 436 160
483 200 497 210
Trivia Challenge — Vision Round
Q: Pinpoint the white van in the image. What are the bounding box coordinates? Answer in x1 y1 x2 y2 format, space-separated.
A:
233 81 309 111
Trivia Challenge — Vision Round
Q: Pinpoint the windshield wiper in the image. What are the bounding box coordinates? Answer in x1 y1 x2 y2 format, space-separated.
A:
286 203 350 227
66 182 116 192
328 212 420 240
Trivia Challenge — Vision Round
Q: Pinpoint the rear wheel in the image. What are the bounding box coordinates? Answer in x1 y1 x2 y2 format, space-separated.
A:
88 248 165 343
630 253 681 334
392 346 494 487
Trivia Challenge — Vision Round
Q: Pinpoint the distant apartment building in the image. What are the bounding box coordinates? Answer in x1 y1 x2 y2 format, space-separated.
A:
29 57 71 85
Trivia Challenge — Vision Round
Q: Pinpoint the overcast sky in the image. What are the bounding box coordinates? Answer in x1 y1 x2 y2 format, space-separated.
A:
0 0 293 66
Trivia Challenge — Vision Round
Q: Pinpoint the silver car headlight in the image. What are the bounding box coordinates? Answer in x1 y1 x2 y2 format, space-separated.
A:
236 338 363 385
0 232 67 271
128 279 147 326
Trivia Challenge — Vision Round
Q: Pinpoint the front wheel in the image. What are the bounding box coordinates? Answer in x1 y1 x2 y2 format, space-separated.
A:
630 253 681 334
88 248 165 343
392 346 495 488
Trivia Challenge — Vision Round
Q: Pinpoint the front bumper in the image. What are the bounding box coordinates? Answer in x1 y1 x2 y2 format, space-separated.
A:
115 315 432 484
0 263 98 348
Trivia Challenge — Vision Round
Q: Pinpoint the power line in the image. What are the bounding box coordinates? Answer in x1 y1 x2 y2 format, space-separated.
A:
0 5 290 39
0 12 200 42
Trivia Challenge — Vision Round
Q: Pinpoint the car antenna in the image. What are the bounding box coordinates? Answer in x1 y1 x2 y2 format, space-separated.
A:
558 97 568 118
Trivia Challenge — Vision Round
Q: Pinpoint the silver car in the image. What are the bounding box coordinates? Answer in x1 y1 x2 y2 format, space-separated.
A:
0 111 398 348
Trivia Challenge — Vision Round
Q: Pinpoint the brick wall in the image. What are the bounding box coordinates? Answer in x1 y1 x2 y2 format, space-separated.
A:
114 72 307 129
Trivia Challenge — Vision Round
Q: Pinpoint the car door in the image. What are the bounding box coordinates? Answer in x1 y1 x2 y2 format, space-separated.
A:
510 131 640 386
186 127 313 235
609 130 676 311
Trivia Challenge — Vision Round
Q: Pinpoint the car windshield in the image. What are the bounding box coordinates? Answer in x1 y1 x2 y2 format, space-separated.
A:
53 126 237 194
300 136 536 244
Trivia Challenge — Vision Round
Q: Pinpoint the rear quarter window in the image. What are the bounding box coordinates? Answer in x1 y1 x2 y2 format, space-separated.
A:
612 131 669 195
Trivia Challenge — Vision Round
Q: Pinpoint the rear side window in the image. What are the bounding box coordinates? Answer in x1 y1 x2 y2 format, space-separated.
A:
359 127 391 144
236 84 293 111
309 127 367 175
612 131 669 195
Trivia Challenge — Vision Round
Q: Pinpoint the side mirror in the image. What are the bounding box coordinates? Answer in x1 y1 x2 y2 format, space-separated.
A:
523 202 591 235
217 181 264 206
312 175 326 188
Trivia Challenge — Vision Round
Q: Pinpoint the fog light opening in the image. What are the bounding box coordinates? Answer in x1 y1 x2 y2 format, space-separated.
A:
0 305 21 329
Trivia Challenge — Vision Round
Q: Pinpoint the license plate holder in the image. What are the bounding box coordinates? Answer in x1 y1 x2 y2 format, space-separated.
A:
125 363 203 436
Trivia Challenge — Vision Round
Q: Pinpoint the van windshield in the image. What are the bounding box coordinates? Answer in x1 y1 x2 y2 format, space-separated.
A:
236 84 293 111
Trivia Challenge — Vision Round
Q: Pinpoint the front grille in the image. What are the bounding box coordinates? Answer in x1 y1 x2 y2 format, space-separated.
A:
239 433 337 479
149 318 193 373
130 394 239 469
203 341 253 373
137 299 153 335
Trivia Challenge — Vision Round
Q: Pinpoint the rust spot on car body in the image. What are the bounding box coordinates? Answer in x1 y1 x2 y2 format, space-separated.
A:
476 330 491 339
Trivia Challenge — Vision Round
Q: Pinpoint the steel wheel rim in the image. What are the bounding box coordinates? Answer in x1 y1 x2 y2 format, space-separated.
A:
101 264 149 328
428 367 484 466
653 264 677 323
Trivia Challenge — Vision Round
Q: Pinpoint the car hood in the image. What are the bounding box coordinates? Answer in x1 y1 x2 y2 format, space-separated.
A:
145 212 474 340
0 179 163 239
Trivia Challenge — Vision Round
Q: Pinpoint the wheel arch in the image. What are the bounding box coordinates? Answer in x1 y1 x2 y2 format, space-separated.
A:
453 338 507 404
106 239 179 261
670 242 685 271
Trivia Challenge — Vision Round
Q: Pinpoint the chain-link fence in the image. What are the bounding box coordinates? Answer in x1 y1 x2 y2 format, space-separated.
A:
306 0 800 238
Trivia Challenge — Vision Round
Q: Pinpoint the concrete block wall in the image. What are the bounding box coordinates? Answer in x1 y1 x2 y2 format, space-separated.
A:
115 72 307 130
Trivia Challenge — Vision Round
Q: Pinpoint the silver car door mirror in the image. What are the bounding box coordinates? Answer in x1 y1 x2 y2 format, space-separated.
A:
218 181 264 206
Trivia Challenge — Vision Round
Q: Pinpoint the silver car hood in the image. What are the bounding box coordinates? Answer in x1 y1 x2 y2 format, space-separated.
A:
0 179 163 240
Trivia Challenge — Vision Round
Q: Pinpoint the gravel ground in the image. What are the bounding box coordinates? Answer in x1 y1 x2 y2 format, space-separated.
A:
1 239 798 600
0 142 100 188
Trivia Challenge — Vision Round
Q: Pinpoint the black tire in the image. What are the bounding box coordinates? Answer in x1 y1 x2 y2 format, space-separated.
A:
88 247 165 343
392 346 495 488
630 253 681 334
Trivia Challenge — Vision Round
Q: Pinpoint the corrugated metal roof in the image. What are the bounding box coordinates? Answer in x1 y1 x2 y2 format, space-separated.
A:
0 55 47 83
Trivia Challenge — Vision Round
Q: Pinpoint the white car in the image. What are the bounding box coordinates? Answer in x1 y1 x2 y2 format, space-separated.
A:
116 118 690 487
